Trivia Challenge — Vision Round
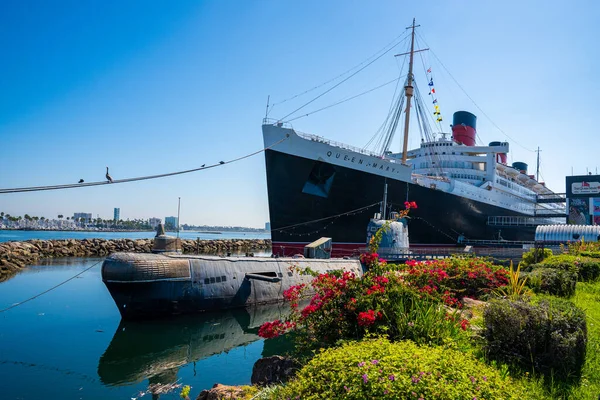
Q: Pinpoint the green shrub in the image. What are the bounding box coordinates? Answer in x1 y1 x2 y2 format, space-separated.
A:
484 298 587 381
575 257 600 281
539 254 578 273
579 250 600 259
538 254 600 282
521 248 553 266
527 267 577 297
270 338 547 399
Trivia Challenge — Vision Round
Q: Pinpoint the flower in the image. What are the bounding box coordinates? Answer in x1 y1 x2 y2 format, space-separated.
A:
257 320 295 338
371 360 379 365
388 374 395 381
283 284 306 302
362 374 369 384
460 319 470 331
357 310 378 326
404 201 418 209
358 362 365 367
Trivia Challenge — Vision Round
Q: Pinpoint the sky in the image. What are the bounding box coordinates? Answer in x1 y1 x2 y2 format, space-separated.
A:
1 1 598 228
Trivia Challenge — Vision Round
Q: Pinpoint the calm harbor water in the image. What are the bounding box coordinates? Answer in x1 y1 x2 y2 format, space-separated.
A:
0 258 291 400
0 230 270 243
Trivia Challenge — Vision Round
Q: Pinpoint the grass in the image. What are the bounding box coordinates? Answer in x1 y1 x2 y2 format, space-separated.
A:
565 281 600 399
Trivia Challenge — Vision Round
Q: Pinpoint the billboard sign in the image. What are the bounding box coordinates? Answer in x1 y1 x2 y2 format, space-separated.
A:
572 181 600 195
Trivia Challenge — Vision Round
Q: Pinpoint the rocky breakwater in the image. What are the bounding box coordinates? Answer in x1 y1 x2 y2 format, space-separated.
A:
0 238 272 279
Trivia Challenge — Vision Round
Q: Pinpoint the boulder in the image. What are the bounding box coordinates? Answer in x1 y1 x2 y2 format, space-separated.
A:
195 384 250 400
251 355 299 386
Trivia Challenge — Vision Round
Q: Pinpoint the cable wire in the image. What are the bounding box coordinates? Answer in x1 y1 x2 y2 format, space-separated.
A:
286 76 403 123
0 135 290 194
268 31 411 114
271 202 381 232
0 259 102 313
416 32 535 152
279 35 411 122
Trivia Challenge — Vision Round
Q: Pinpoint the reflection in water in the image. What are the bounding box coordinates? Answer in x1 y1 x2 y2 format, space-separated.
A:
97 304 291 387
0 270 18 283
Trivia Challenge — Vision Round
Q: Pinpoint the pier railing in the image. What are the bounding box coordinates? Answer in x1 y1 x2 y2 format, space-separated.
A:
295 131 389 160
487 216 565 227
536 193 567 203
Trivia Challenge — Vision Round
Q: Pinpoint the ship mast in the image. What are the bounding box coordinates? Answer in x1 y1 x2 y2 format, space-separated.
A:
401 19 418 165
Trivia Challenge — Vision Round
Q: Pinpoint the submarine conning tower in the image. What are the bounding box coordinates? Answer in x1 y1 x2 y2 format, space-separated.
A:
152 223 182 253
451 111 477 146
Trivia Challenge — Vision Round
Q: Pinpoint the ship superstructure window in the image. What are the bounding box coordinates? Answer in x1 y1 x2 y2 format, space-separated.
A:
302 161 336 198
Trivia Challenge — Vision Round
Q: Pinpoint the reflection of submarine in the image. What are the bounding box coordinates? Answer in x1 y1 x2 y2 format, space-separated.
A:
97 304 291 386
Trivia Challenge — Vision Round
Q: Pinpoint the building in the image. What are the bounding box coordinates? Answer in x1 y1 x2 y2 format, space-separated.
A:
566 174 600 225
73 213 92 223
165 216 178 230
265 222 271 231
148 217 162 228
114 208 120 221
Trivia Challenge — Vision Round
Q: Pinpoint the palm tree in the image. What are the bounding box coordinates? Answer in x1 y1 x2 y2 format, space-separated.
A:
58 214 63 220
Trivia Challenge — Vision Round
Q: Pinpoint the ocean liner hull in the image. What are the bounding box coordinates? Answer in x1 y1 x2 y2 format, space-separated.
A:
263 125 535 256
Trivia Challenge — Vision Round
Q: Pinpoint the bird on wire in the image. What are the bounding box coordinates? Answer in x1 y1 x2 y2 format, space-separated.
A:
201 164 205 167
78 179 84 183
219 161 225 165
105 167 113 183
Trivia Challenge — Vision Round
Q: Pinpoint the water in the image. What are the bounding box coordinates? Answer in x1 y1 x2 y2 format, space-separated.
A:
0 230 270 243
0 259 291 400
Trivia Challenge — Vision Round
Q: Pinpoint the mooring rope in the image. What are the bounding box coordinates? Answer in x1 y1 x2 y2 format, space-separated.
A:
0 259 103 313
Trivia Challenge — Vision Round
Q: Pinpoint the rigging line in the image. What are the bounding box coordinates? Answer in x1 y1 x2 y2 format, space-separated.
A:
279 35 411 122
271 202 381 232
363 49 408 151
416 32 535 153
0 136 290 194
0 260 102 313
415 38 443 135
268 31 412 113
286 76 404 123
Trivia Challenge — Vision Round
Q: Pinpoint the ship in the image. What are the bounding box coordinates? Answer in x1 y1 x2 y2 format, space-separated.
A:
262 19 564 257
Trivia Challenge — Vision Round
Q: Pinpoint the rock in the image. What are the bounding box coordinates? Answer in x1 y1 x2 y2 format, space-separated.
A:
251 355 299 386
462 297 487 309
195 384 251 400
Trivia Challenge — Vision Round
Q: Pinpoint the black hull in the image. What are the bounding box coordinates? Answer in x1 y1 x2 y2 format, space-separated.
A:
265 149 535 255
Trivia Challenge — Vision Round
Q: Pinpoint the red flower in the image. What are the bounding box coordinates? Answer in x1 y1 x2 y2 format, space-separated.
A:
283 284 306 302
358 310 378 326
258 319 295 339
460 319 470 331
404 201 418 209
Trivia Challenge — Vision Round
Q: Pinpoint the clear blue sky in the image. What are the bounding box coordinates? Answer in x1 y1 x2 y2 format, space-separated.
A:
1 1 598 227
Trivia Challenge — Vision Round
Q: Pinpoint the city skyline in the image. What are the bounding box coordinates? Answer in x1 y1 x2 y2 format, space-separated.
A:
1 1 598 228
